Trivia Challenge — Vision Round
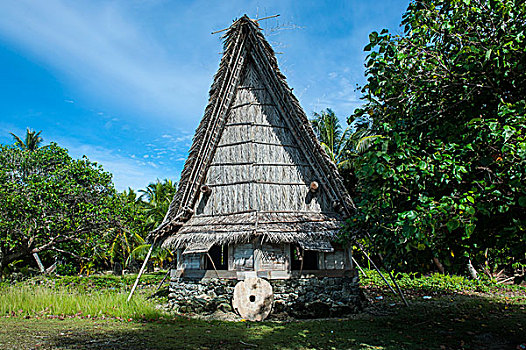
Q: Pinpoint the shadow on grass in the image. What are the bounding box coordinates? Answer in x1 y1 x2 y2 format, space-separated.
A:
7 293 523 350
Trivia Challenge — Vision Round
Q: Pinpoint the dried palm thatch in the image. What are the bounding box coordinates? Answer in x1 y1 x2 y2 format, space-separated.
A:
151 15 355 250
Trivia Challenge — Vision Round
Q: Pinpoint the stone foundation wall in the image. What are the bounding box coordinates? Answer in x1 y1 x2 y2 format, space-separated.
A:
168 275 364 319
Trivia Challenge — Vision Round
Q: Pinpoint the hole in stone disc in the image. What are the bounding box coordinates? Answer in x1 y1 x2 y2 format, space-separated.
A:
249 295 256 302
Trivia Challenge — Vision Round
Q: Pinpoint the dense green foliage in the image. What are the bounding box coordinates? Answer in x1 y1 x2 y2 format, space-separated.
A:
346 0 526 274
0 143 122 274
0 131 176 276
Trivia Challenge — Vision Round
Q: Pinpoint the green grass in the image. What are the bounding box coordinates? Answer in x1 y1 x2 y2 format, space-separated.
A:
0 272 524 349
0 296 524 349
50 273 165 291
361 269 524 295
0 274 166 320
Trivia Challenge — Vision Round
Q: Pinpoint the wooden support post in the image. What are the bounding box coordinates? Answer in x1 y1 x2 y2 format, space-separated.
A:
376 252 410 307
355 242 397 295
352 256 367 278
299 248 305 277
360 233 410 307
154 268 172 294
32 253 45 273
386 269 410 307
127 242 155 302
206 252 220 278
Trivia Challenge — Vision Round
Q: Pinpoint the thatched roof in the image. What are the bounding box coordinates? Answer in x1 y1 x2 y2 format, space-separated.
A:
152 15 355 249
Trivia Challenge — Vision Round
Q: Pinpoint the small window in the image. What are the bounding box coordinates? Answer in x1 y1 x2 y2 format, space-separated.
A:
205 245 228 270
290 245 318 270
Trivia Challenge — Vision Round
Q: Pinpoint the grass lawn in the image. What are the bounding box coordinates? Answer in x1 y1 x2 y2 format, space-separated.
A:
0 272 524 349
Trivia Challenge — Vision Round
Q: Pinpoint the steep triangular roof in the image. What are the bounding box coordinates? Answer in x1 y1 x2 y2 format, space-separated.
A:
153 16 355 248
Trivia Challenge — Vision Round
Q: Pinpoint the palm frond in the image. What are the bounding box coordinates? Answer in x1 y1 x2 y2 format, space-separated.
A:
354 133 383 154
126 244 152 266
10 133 26 150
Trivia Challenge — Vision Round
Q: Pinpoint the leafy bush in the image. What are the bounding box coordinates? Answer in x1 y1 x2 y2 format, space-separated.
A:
361 268 525 295
345 0 526 275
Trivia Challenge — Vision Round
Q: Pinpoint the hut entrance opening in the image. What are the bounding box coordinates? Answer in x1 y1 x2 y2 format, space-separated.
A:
290 245 318 270
206 245 229 270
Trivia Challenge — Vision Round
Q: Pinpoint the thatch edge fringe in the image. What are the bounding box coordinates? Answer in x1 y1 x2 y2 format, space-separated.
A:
161 230 339 250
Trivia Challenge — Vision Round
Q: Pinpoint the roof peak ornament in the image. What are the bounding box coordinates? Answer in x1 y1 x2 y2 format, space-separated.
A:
211 14 280 35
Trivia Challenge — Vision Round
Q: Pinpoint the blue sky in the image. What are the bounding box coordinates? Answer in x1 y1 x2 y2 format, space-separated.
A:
0 0 409 191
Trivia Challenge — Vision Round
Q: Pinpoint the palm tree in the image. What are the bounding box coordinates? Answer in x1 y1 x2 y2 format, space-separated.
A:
10 128 43 151
104 226 145 267
117 180 177 270
311 109 382 170
126 239 173 269
139 179 177 231
348 129 382 156
311 109 354 168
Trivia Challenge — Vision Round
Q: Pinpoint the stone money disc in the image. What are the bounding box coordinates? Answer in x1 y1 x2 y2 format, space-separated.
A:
232 277 273 321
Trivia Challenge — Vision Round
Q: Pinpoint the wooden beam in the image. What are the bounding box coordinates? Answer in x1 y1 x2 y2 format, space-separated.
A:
127 243 155 302
254 14 280 23
352 256 367 278
32 253 45 273
355 242 397 295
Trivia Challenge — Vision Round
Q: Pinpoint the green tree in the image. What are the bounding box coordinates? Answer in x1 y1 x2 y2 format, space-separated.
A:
311 108 353 168
102 189 149 269
101 181 177 271
311 110 381 194
139 179 177 231
126 240 173 269
121 179 176 269
346 0 526 276
0 143 124 274
10 128 43 151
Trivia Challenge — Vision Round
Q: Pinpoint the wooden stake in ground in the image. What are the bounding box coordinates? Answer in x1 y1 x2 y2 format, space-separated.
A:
355 242 397 295
385 269 409 307
358 235 410 307
32 253 45 273
127 241 155 302
152 268 172 295
352 256 368 278
374 252 410 307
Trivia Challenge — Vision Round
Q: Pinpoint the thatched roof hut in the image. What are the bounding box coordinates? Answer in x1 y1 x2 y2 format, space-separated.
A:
153 15 355 279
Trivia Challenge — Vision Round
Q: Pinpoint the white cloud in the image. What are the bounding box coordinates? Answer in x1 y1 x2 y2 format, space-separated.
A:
0 0 210 123
54 137 179 191
307 69 363 122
